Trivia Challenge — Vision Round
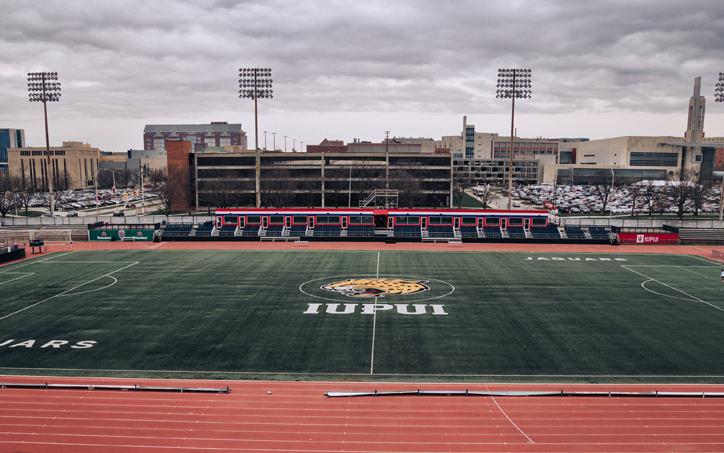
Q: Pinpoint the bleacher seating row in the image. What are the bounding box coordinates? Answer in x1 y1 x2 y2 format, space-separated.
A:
241 224 260 237
347 225 375 237
483 226 502 238
159 222 612 241
195 223 215 237
531 224 561 239
589 226 610 240
218 225 237 237
313 225 342 236
460 226 478 238
289 225 308 237
265 224 284 237
507 226 526 239
162 224 193 237
394 225 422 238
427 225 455 238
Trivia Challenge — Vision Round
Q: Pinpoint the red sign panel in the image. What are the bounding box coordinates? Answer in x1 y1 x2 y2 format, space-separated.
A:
617 233 679 245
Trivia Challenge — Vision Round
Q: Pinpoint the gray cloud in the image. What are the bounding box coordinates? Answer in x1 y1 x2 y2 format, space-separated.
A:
1 0 723 151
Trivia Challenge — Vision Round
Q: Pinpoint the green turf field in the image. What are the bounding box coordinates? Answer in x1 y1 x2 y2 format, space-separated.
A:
1 249 723 382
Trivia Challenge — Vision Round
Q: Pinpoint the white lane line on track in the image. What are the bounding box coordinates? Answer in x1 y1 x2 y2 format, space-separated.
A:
487 385 535 444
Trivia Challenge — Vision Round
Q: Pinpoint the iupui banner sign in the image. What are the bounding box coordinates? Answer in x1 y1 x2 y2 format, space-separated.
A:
617 233 678 245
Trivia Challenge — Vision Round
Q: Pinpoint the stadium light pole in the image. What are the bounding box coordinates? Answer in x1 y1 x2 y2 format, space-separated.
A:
263 131 268 150
272 132 276 152
496 68 532 210
239 67 273 208
28 72 61 216
715 72 724 220
284 135 287 152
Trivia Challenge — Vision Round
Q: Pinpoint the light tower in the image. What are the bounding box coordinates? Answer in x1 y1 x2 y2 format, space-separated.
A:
28 72 61 216
715 73 723 220
239 68 273 208
496 68 532 210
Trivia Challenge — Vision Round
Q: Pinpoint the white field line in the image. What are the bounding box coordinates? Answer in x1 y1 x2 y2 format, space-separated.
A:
6 365 724 379
487 385 535 444
0 261 139 322
59 276 118 297
0 251 78 274
0 273 34 286
621 265 724 313
370 251 380 375
690 254 724 265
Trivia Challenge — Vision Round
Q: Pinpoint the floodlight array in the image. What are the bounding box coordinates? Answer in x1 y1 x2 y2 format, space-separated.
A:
716 72 723 103
27 72 61 102
238 68 273 99
496 68 532 99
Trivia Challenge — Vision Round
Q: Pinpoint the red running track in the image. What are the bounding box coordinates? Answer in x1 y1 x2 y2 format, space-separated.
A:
1 377 724 452
2 243 724 450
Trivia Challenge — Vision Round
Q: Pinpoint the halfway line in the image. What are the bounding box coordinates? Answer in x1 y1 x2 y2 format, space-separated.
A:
370 251 380 375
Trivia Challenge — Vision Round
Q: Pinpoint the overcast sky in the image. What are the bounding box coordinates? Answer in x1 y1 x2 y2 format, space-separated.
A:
2 0 724 152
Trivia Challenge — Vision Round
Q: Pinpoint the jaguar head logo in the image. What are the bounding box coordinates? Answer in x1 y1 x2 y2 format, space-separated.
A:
321 278 430 298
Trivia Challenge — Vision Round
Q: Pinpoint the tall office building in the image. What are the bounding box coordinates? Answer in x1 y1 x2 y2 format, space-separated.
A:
0 128 25 173
143 122 247 153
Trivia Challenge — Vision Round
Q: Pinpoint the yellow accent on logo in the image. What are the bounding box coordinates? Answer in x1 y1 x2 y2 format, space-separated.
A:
321 278 430 298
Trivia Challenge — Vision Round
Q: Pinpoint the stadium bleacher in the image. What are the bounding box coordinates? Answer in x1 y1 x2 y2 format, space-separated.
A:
394 225 421 238
195 223 215 237
347 225 375 237
241 224 261 237
483 226 502 238
460 225 479 238
162 224 193 237
218 225 237 237
507 226 527 239
288 225 308 237
564 225 586 239
589 226 610 239
531 224 561 239
313 225 342 237
427 225 455 238
265 224 284 237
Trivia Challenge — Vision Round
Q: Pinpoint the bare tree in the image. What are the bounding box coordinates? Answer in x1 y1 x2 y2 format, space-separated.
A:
147 168 167 188
0 174 19 217
118 167 138 188
690 170 712 216
472 184 499 208
452 176 467 209
156 165 188 215
199 169 244 209
55 167 74 192
639 180 660 215
589 169 615 214
392 169 425 208
619 178 641 216
667 168 696 219
353 163 385 200
262 167 296 208
295 176 321 208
